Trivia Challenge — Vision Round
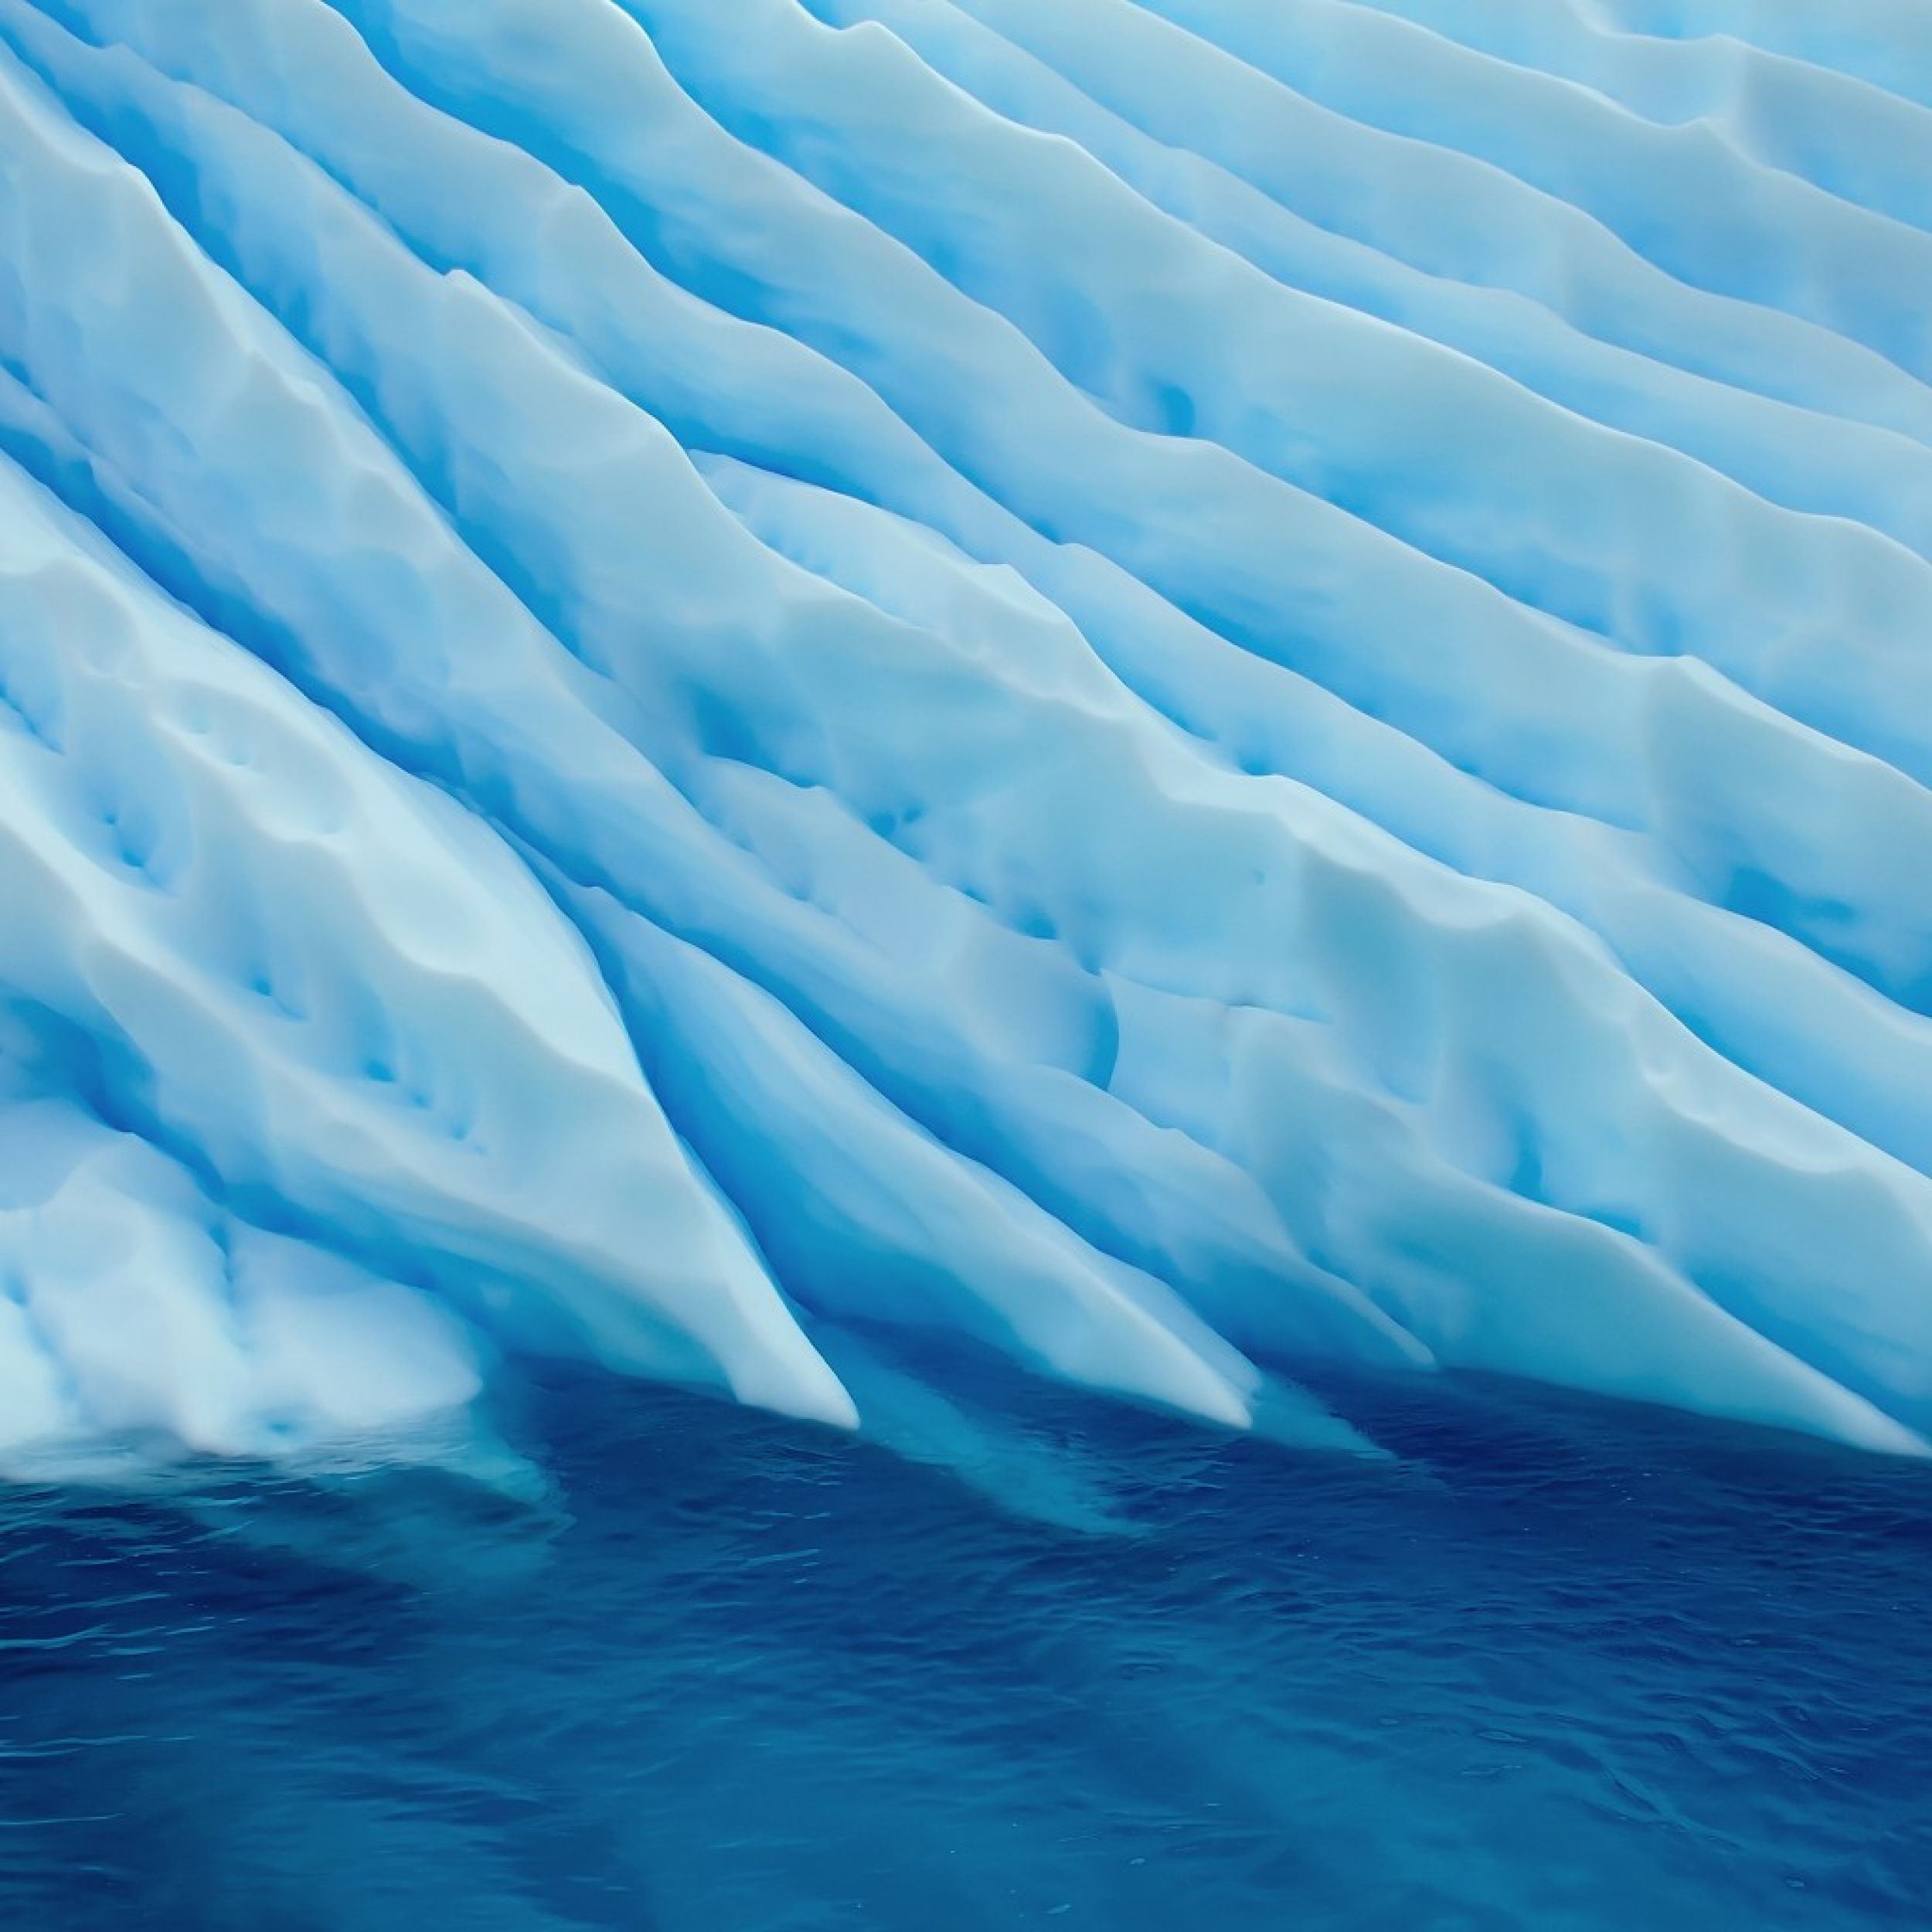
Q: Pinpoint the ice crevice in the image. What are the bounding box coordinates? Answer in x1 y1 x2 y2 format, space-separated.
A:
2 0 1930 1481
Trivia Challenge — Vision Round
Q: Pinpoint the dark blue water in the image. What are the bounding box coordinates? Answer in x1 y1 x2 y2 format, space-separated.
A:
3 1360 1928 1931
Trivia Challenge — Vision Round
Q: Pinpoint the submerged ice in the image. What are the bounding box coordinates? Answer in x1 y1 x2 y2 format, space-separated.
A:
1 0 1930 1476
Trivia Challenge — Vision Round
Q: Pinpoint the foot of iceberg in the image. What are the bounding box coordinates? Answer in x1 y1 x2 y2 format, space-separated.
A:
2 0 1930 1478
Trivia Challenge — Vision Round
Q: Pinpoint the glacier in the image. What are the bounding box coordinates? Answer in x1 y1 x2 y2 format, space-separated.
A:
2 0 1931 1480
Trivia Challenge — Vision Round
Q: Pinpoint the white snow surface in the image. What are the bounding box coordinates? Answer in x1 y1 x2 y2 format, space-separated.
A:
1 0 1930 1475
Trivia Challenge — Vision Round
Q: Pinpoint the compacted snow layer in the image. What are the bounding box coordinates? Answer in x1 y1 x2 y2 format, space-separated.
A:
1 0 1929 1474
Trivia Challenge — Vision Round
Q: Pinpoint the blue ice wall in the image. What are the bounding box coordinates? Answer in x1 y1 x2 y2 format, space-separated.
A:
2 0 1930 1477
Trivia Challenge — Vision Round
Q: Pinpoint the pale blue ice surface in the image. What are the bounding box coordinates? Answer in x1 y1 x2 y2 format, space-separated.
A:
1 0 1930 1481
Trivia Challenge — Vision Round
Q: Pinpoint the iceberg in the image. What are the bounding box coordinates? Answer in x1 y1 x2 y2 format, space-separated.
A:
2 0 1930 1474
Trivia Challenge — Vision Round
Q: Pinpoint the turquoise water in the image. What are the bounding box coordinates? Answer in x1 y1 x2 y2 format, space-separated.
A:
3 1362 1927 1930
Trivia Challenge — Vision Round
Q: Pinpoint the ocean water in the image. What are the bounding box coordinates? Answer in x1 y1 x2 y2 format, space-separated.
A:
2 1360 1927 1932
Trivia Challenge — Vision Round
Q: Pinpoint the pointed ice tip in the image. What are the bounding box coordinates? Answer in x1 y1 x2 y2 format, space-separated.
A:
729 1345 861 1433
814 1380 862 1433
1857 1413 1932 1461
1121 1314 1262 1431
1192 1376 1253 1433
1135 1352 1253 1432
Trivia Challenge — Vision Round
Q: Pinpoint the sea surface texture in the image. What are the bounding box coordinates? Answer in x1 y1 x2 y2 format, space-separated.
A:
1 0 1930 1921
4 1369 1930 1929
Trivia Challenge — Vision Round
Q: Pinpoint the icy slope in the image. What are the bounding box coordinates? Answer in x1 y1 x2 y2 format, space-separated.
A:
1 0 1929 1474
